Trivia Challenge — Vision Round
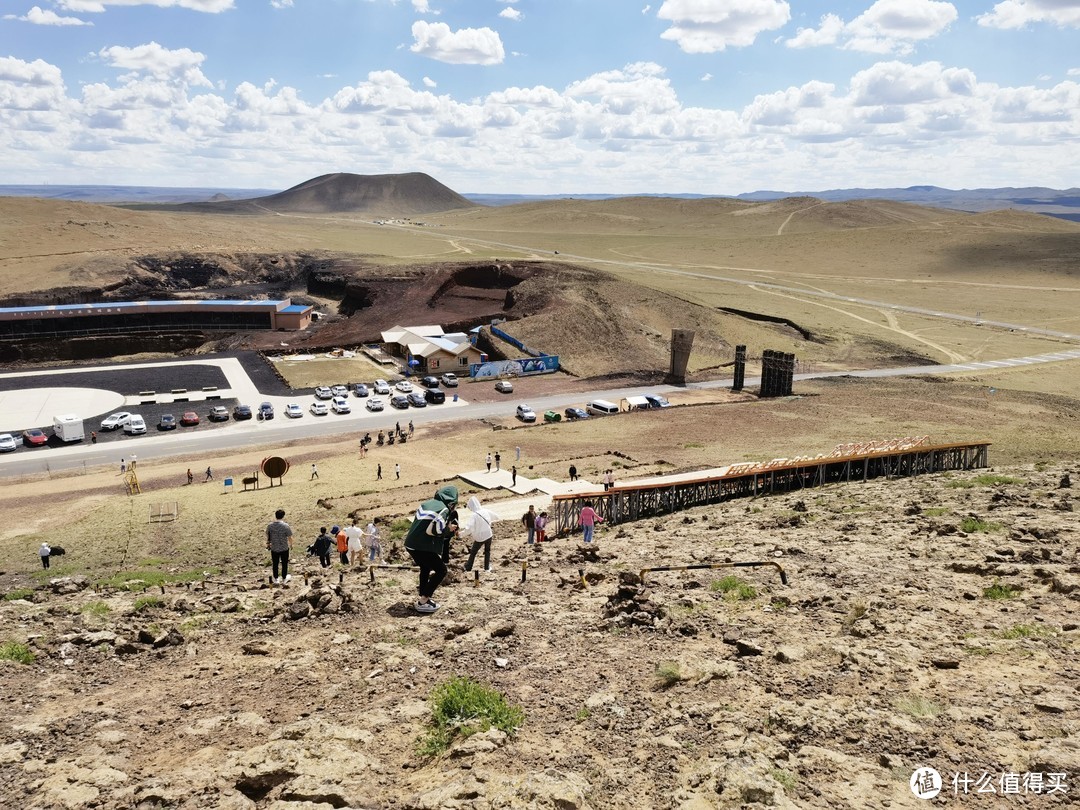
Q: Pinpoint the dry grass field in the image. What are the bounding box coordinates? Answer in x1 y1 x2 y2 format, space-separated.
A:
1 189 1079 808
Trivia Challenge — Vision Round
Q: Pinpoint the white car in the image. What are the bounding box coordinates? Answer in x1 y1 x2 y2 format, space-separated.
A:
124 415 147 434
101 412 132 431
516 404 537 422
285 403 304 418
0 433 16 452
310 402 329 416
373 379 391 395
314 386 333 400
332 396 351 414
440 372 459 387
495 380 514 393
365 397 385 412
331 384 349 398
394 380 414 393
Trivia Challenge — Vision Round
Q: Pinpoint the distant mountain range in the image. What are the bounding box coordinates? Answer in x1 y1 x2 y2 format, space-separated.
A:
1 178 1078 221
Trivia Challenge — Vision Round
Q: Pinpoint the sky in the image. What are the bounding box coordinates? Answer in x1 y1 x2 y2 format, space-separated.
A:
1 0 1078 195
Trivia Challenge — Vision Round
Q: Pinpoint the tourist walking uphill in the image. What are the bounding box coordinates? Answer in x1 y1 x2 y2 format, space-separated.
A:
312 527 333 569
266 509 294 584
404 485 459 613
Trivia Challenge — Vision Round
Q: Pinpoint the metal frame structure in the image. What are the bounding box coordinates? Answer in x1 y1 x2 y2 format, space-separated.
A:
550 440 990 535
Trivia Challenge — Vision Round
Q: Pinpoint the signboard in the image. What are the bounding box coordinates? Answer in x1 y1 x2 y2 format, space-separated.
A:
469 356 559 379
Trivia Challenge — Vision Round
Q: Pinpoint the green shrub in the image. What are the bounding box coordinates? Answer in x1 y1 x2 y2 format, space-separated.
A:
3 588 34 602
960 516 1000 533
417 676 524 757
983 580 1020 600
133 595 163 612
99 568 218 592
655 661 682 688
947 474 1022 489
895 695 943 718
0 641 35 664
999 624 1052 639
82 601 111 617
710 575 757 601
388 517 413 543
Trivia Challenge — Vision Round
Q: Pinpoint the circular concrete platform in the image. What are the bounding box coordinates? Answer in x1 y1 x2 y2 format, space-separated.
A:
0 387 126 432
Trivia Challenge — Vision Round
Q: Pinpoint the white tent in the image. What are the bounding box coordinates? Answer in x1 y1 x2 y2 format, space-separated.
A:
620 395 650 412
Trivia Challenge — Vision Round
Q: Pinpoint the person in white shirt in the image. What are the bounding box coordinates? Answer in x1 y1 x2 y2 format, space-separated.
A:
344 519 364 565
365 519 381 563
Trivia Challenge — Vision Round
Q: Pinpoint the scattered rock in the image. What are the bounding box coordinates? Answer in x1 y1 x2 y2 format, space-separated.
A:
49 575 90 595
242 641 270 656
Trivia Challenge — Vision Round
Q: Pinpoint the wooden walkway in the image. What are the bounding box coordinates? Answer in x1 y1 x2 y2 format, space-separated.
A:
549 440 990 535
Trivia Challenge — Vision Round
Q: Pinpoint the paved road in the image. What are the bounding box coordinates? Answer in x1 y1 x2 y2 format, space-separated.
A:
5 342 1080 479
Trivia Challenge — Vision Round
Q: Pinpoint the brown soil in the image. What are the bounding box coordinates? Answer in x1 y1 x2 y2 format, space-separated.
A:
1 377 1078 808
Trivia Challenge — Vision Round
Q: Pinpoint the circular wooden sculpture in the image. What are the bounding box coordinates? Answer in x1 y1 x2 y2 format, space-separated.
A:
261 456 290 486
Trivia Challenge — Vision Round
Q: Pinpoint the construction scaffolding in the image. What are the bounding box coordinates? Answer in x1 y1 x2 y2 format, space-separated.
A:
549 439 990 535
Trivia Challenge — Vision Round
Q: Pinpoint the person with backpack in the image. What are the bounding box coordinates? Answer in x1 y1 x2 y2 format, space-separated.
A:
312 527 334 569
404 485 459 613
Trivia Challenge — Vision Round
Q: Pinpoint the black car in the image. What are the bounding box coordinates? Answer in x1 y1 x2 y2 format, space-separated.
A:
258 402 275 420
407 392 427 408
420 376 441 389
564 407 589 420
424 388 445 404
233 404 253 420
158 414 177 431
352 383 369 398
390 394 410 409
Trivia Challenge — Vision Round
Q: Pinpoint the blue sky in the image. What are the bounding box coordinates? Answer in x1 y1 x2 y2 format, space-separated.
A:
1 0 1078 194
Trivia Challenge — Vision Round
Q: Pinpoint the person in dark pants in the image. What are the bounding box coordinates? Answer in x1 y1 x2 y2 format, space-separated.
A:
404 485 458 613
313 527 333 569
568 464 577 482
463 496 494 572
266 509 294 584
205 466 213 482
187 468 193 485
511 465 517 487
39 542 51 569
377 464 382 480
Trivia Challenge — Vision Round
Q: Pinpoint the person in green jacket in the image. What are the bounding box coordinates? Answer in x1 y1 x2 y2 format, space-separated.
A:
404 484 459 613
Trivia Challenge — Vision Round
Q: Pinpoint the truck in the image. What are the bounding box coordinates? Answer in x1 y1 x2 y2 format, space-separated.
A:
53 414 85 443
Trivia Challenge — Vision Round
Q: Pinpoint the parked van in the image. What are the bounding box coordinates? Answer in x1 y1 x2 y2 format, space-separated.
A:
586 399 619 416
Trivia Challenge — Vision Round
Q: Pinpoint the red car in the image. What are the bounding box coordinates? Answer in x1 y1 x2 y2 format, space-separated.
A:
180 411 200 426
23 428 48 446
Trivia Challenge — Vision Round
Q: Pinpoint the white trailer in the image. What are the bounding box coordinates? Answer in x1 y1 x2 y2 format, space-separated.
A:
53 414 85 442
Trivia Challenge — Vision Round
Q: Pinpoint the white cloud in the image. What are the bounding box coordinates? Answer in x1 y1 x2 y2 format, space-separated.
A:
850 60 975 105
701 73 713 82
270 0 293 8
499 7 522 20
657 0 791 53
410 20 505 65
786 0 957 55
977 0 1080 29
422 76 437 88
412 0 438 13
97 42 213 87
1069 68 1080 76
4 6 94 25
2 49 1078 194
57 0 232 11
